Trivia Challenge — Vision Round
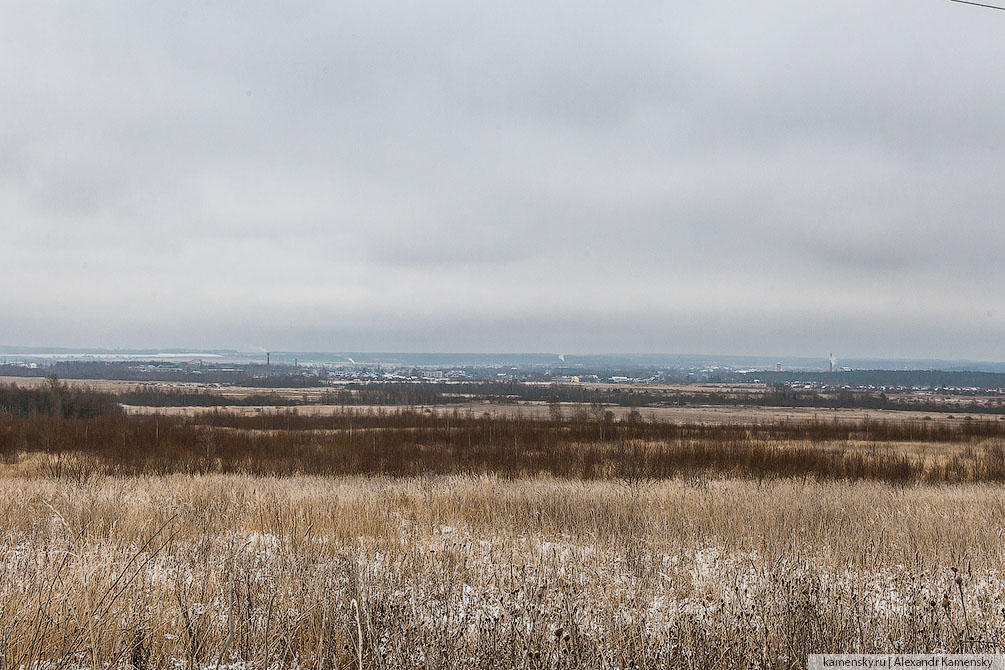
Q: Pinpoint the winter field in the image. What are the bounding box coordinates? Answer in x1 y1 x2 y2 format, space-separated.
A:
4 475 1005 668
4 382 1005 667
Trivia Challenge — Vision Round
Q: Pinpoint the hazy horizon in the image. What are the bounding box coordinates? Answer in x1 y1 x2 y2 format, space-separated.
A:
5 344 1005 374
3 2 1004 359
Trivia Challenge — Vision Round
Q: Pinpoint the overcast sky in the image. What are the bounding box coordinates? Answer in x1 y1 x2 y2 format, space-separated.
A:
2 1 1004 358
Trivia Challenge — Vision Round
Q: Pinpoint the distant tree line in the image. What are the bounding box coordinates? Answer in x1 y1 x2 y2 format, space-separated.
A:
117 385 465 407
324 385 466 405
108 381 1005 414
0 362 326 387
746 369 1005 390
0 361 240 382
116 388 300 407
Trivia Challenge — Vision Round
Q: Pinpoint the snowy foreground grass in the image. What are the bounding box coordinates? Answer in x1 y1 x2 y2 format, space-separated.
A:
3 474 1005 669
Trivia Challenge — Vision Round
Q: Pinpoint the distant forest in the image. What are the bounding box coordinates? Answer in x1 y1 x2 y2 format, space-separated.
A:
0 361 322 387
746 369 1005 389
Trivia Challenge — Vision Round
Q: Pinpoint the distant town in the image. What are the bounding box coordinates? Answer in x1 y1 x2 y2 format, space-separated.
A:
4 350 1005 415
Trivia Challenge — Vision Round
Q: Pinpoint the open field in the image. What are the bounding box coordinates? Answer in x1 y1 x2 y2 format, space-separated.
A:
121 401 1003 426
7 376 1003 424
117 400 1005 423
4 474 1005 669
4 381 1005 666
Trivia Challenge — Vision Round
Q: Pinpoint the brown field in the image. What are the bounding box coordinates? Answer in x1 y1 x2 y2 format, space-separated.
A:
4 380 1005 667
122 400 998 427
3 474 1005 669
5 375 1000 425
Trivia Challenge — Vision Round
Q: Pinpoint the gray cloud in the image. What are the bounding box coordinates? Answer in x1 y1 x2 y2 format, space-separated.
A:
1 0 1004 359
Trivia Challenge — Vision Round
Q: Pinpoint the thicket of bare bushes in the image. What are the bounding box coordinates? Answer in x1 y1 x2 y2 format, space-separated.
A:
3 407 1005 483
0 378 121 419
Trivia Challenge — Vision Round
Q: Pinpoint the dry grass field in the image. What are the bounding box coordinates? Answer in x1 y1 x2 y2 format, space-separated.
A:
121 401 999 428
4 381 1005 667
4 475 1005 669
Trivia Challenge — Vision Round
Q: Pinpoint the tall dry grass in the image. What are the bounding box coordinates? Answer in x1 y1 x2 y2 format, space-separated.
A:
2 475 1005 668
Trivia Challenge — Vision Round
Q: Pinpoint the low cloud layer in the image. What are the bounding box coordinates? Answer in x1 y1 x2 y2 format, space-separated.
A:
2 1 1003 358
